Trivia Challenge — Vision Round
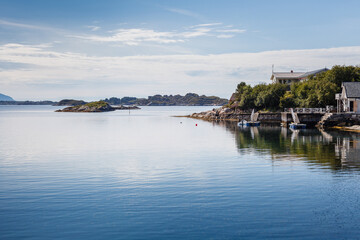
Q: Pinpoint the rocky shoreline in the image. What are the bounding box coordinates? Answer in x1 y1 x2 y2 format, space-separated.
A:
186 107 360 133
187 107 283 124
189 107 249 121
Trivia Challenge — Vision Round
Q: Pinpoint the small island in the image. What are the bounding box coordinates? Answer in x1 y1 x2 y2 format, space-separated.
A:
56 101 140 112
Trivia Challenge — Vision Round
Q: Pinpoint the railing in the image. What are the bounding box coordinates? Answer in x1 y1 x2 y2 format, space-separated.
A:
284 108 326 113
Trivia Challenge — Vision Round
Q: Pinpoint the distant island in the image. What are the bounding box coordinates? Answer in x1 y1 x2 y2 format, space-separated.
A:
56 101 140 112
103 93 228 106
54 99 87 106
0 100 56 105
0 93 228 106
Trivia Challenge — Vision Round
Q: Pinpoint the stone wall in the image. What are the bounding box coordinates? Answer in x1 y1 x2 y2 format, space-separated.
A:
281 113 324 126
189 108 324 126
322 113 360 127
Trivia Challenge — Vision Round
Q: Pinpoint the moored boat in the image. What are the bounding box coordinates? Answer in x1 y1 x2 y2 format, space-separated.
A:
289 123 306 129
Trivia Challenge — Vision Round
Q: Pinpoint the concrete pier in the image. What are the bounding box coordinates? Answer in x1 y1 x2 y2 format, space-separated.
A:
281 112 325 127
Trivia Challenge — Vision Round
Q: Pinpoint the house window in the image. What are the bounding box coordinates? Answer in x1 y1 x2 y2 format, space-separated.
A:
350 100 354 112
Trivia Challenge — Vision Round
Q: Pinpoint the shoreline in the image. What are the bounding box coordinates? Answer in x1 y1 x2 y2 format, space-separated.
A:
181 108 360 133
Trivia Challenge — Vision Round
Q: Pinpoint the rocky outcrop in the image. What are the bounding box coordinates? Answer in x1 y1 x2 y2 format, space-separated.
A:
188 107 282 123
190 107 241 121
56 101 115 112
318 113 360 128
56 101 141 112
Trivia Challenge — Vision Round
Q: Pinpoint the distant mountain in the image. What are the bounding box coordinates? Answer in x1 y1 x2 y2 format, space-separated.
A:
0 93 14 101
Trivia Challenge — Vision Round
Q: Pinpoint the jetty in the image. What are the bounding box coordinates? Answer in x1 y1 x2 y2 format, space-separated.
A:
187 106 360 130
281 108 325 127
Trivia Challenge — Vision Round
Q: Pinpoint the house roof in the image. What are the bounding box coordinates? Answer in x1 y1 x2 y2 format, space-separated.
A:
343 82 360 98
271 68 328 80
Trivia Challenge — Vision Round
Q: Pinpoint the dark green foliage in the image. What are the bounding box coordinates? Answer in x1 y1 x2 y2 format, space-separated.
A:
279 92 296 109
232 65 360 110
319 65 360 86
254 84 287 110
233 82 287 111
83 101 108 108
291 72 339 107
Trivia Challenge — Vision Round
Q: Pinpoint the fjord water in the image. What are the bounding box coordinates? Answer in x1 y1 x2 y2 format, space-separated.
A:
1 106 360 239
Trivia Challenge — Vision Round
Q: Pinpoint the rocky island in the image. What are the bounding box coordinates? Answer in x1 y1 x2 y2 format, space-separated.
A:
56 101 140 112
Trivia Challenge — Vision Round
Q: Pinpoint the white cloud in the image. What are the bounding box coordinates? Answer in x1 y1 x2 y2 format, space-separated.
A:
181 28 212 38
192 23 222 27
86 25 101 31
73 23 245 45
1 43 359 100
216 29 246 33
73 28 183 45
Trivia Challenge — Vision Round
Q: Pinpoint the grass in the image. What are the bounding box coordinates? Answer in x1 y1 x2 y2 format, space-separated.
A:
83 101 108 108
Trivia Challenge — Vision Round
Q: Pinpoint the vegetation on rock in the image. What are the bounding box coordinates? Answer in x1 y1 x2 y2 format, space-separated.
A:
56 101 115 112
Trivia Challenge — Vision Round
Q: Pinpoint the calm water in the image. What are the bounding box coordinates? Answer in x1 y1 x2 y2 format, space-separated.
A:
1 106 360 239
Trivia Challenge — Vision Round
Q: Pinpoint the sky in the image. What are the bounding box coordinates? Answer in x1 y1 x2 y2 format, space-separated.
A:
1 0 360 101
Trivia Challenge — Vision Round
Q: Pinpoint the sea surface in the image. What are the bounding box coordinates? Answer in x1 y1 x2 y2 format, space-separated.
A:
1 105 360 239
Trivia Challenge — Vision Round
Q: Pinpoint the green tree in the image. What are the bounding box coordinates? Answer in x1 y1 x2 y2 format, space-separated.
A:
280 91 296 108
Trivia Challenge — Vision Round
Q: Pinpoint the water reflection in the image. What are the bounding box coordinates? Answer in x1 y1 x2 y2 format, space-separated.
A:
213 121 360 171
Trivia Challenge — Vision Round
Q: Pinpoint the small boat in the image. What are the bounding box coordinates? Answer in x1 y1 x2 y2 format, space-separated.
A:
289 123 306 129
289 108 306 129
244 109 260 127
237 120 247 126
245 121 261 127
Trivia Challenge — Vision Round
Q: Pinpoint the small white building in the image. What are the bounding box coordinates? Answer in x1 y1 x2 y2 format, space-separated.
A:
271 68 328 85
336 82 360 113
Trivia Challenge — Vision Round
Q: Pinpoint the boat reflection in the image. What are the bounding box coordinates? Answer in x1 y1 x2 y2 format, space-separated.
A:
213 121 360 171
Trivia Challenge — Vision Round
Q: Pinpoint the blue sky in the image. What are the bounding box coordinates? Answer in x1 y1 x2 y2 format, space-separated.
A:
1 0 360 100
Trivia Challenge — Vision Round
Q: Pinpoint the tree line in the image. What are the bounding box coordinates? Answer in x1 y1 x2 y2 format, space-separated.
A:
230 65 360 111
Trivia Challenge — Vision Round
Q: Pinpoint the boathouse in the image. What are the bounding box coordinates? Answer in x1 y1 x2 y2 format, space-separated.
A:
271 68 328 85
336 82 360 113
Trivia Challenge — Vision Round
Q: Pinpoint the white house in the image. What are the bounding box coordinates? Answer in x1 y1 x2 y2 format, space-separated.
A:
271 68 328 85
336 82 360 113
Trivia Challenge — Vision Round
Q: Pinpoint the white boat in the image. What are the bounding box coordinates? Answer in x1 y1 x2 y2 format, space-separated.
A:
246 109 260 126
237 120 248 126
289 108 306 129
